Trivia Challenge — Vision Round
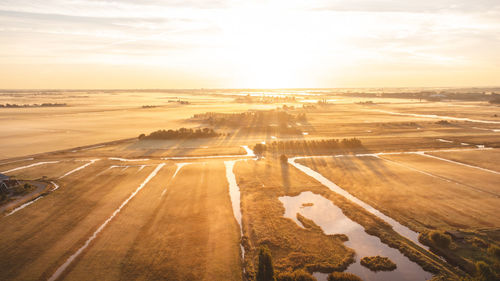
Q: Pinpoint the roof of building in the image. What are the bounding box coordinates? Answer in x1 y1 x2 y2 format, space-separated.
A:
0 173 9 180
0 180 19 188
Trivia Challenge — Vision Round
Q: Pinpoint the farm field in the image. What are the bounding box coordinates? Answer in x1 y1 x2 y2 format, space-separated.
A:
294 148 500 277
428 149 500 173
1 90 499 159
2 0 500 279
0 159 242 281
295 150 500 232
0 90 499 281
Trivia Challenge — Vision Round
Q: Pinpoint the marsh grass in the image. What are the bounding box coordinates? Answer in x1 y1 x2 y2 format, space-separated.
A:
326 272 362 281
360 255 397 271
276 269 317 281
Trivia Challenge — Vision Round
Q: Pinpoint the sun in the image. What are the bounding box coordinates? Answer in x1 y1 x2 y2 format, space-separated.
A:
218 6 318 88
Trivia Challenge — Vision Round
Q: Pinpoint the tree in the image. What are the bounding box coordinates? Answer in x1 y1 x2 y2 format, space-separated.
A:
430 231 451 249
253 144 266 156
280 154 288 164
256 245 275 281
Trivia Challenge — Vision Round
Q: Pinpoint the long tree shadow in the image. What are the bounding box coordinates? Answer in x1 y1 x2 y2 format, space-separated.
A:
280 159 291 193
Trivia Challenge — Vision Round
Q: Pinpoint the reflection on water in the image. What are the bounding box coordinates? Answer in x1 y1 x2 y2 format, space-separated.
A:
225 160 245 259
290 158 426 249
279 192 432 281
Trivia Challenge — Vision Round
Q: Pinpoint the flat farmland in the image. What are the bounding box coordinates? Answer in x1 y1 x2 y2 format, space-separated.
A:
0 159 242 281
428 149 500 173
0 91 279 159
1 159 100 180
1 90 499 281
0 161 159 280
296 153 500 231
375 102 500 122
61 162 242 281
380 152 500 196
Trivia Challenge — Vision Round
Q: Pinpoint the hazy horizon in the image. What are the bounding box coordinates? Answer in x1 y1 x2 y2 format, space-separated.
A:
1 86 500 91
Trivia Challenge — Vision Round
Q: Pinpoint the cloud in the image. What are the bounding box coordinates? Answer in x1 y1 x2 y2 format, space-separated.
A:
0 0 499 87
310 0 500 13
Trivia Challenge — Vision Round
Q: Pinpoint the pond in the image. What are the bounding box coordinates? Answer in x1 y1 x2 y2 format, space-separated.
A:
279 192 433 281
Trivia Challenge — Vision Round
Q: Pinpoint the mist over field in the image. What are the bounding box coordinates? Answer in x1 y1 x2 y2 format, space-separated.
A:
1 1 500 281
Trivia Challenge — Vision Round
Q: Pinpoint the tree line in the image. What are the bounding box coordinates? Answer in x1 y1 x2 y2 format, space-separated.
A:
192 110 307 128
0 103 67 108
138 128 220 140
253 138 363 155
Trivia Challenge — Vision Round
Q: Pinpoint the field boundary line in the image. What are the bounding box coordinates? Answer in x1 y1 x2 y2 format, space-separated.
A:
58 159 100 179
419 153 500 175
47 163 165 281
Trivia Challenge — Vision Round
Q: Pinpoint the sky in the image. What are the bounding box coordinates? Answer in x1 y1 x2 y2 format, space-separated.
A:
0 0 499 89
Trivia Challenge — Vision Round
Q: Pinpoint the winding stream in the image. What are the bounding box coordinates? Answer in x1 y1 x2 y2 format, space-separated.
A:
289 157 427 250
279 192 432 281
224 160 245 259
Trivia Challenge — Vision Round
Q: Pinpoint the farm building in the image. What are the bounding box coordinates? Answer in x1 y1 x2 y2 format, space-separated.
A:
0 173 20 194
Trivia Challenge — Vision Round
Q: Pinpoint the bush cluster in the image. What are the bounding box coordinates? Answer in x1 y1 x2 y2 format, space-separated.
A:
436 120 452 125
429 230 452 249
360 255 397 271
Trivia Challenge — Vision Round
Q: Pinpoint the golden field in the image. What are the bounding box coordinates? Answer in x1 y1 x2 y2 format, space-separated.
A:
0 89 499 281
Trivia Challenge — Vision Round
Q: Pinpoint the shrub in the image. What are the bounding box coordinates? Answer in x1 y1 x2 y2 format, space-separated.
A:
360 256 397 271
280 154 288 163
257 245 275 281
436 120 451 125
254 144 266 156
327 272 362 281
430 230 452 249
